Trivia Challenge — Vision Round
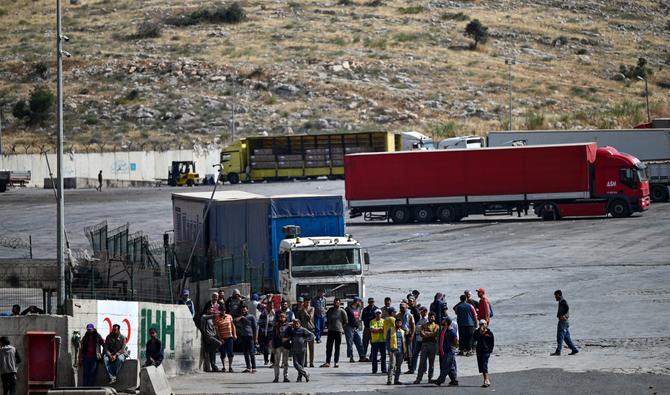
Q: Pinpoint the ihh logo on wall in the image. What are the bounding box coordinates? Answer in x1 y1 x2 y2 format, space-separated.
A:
97 301 139 359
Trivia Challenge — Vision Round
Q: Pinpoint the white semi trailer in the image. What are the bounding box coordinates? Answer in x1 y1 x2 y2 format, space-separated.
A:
488 128 670 202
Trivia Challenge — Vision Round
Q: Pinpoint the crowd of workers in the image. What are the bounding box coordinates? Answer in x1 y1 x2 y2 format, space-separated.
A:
192 287 498 387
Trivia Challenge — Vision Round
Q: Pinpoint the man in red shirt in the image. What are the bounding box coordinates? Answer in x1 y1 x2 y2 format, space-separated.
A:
476 288 491 324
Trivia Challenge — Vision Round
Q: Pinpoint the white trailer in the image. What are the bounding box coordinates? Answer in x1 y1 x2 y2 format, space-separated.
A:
487 129 670 201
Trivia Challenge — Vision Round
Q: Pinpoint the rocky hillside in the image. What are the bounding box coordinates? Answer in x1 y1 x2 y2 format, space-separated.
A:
0 0 669 152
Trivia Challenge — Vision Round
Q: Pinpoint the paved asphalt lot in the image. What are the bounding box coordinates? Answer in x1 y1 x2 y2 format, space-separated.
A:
1 180 669 393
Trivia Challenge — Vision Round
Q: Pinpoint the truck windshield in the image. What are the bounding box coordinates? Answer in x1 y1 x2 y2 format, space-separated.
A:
291 248 361 277
635 163 648 182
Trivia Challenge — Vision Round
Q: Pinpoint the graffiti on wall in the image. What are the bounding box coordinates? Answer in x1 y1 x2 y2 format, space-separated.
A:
97 301 140 359
139 308 176 360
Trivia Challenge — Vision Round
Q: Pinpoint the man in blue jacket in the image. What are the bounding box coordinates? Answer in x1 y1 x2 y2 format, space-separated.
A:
454 294 478 356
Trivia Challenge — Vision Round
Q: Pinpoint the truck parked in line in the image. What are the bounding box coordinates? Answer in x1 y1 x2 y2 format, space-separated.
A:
345 143 650 223
437 135 485 150
172 191 367 304
0 170 31 193
488 128 670 202
218 131 397 184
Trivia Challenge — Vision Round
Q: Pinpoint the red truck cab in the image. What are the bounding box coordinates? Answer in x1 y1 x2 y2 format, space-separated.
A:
593 146 650 215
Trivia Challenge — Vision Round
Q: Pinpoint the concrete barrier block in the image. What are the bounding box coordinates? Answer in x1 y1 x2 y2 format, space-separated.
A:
48 388 117 395
77 359 139 392
139 365 174 395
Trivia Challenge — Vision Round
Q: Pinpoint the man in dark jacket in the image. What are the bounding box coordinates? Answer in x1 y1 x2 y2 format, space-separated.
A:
320 298 348 368
0 336 21 395
473 319 494 387
287 319 315 382
551 290 578 356
454 295 478 356
344 297 367 363
430 293 447 327
201 308 222 372
434 316 458 386
144 328 164 367
79 324 104 386
103 324 128 384
361 297 378 358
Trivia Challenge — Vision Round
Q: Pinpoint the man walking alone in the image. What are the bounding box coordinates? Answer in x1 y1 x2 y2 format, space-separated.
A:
550 290 578 356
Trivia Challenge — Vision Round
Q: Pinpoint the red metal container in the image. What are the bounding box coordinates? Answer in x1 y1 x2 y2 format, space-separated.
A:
25 331 57 394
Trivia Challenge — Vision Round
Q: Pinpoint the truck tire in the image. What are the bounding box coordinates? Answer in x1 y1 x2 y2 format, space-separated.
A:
186 179 194 187
227 173 240 184
436 205 457 222
540 202 560 221
609 199 631 218
413 206 435 223
390 207 412 224
0 182 6 193
650 185 669 202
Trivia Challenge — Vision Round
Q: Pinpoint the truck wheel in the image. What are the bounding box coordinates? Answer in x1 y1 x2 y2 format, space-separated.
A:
609 200 631 218
650 185 669 202
540 202 560 221
186 179 194 187
0 182 6 193
413 206 435 223
436 205 457 222
227 173 240 184
390 207 412 224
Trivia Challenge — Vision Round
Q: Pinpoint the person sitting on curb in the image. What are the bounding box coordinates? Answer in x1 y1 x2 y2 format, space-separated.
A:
144 328 164 368
103 324 129 385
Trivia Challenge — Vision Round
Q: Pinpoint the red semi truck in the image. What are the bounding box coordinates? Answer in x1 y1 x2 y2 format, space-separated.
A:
345 143 650 222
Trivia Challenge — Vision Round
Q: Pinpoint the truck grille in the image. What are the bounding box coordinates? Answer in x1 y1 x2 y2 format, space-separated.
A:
297 283 360 301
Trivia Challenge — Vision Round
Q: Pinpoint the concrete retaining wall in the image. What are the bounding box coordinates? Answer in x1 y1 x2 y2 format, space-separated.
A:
0 147 221 188
0 299 200 393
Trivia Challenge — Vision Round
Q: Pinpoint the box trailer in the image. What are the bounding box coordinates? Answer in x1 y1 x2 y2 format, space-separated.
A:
488 128 670 202
172 192 365 302
345 143 650 222
218 131 398 184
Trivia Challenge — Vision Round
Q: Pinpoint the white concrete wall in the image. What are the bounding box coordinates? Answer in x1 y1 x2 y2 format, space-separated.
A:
0 147 221 187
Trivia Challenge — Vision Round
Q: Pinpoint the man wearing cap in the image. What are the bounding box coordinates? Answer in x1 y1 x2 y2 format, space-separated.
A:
434 316 459 386
386 317 406 385
226 289 245 318
361 297 378 358
311 289 327 343
369 309 386 374
473 319 494 387
79 323 104 386
454 294 478 356
178 290 195 318
476 288 491 325
344 297 367 363
551 290 579 356
144 328 164 367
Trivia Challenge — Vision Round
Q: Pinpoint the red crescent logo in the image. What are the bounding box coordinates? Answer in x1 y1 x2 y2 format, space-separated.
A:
103 317 112 335
122 318 132 343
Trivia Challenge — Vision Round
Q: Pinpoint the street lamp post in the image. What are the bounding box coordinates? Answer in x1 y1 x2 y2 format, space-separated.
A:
505 59 515 131
637 76 651 124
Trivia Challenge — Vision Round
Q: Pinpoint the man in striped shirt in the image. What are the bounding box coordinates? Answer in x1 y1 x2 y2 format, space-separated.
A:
215 310 237 372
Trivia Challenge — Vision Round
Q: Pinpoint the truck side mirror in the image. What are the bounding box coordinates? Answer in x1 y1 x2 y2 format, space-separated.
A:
364 251 370 266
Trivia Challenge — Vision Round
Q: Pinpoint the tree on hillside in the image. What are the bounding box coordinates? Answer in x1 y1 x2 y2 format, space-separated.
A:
464 19 488 49
12 85 55 126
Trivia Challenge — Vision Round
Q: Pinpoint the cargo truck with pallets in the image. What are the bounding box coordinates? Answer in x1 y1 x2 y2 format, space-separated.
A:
172 191 368 304
218 131 398 184
0 170 31 193
345 143 650 222
488 128 670 202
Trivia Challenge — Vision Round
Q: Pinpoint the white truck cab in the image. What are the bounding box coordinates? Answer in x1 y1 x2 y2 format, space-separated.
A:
437 136 485 149
277 234 368 305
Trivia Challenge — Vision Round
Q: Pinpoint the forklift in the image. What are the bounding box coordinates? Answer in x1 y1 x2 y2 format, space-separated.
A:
168 161 200 186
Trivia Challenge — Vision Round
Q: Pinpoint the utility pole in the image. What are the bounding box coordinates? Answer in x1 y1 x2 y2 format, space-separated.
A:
505 58 515 131
230 78 236 142
56 0 67 313
0 108 4 158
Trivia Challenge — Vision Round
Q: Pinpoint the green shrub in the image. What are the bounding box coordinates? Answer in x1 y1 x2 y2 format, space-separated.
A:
464 19 488 49
166 2 246 26
13 85 54 125
442 12 469 21
525 112 545 129
12 100 30 119
366 0 383 6
619 57 652 80
135 21 162 39
33 61 49 78
398 6 424 14
576 48 588 55
338 0 354 5
0 8 7 17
